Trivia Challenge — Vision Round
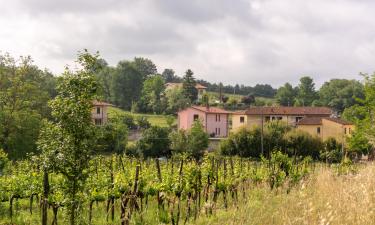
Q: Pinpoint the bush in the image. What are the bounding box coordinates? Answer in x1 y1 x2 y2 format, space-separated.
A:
137 126 170 158
284 129 322 159
0 149 9 174
320 137 343 163
137 116 151 129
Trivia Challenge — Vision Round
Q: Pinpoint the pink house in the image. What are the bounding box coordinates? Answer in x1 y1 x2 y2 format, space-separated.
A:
178 106 230 137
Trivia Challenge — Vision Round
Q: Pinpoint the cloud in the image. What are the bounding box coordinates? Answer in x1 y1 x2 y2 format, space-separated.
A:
0 0 374 87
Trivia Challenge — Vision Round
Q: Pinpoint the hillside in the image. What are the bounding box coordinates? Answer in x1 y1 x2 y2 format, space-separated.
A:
108 107 176 127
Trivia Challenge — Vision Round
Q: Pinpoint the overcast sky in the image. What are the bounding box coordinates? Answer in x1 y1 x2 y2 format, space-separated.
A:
1 0 375 87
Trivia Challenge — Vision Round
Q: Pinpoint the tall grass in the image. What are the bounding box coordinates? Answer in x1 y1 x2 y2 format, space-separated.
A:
193 163 375 225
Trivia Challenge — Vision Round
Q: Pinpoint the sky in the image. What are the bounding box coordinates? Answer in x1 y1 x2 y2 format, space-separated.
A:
1 0 375 87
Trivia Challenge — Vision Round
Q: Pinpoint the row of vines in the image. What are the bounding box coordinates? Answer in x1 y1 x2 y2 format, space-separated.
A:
0 153 314 224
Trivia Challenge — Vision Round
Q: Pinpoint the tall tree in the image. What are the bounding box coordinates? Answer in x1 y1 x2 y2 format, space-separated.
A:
182 69 197 102
165 87 191 114
318 79 364 113
295 76 318 106
276 82 297 106
0 54 52 159
111 61 143 110
38 50 99 225
161 68 181 82
133 57 157 79
140 75 166 113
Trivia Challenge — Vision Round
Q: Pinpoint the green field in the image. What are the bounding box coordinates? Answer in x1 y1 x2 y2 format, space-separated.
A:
206 91 276 105
108 107 176 127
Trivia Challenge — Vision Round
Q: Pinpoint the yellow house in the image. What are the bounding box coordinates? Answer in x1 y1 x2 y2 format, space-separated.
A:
232 106 333 131
296 117 354 142
92 100 112 125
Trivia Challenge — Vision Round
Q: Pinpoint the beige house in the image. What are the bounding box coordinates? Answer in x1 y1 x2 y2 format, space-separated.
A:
296 117 354 142
232 106 333 130
92 101 112 125
165 82 207 101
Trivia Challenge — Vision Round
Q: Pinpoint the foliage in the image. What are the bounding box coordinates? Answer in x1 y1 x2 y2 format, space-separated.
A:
37 50 99 224
186 121 209 161
96 114 128 154
133 57 157 79
0 54 53 159
165 87 191 114
140 75 166 113
241 94 255 105
137 126 171 158
320 137 343 163
169 129 188 155
182 69 198 102
111 61 143 110
161 68 181 82
136 116 151 129
284 129 322 159
317 79 364 113
276 82 297 106
295 76 318 106
0 148 8 174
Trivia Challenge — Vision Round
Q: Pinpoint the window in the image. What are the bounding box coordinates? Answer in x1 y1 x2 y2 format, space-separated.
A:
265 116 270 122
295 117 303 122
95 119 102 125
317 127 321 134
276 116 282 121
218 128 221 135
344 128 347 134
240 116 245 123
193 114 199 121
96 107 101 114
349 127 352 134
218 114 221 122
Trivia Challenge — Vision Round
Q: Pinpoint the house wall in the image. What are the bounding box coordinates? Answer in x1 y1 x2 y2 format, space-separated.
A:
232 114 248 131
178 108 229 137
178 108 206 130
321 119 354 142
297 125 323 138
91 105 108 124
206 113 229 137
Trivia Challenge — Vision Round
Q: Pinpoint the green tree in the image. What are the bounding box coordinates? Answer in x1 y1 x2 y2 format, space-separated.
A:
140 75 166 113
165 87 191 114
276 82 297 106
162 68 181 82
111 61 143 110
96 114 128 154
137 126 171 158
186 120 209 161
133 57 157 79
295 76 318 106
169 129 188 155
0 54 51 159
318 79 364 113
38 50 99 225
182 69 198 102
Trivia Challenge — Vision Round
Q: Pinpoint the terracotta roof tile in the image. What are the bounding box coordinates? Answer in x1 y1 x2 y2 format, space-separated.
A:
191 106 230 114
297 117 323 125
324 117 353 125
237 106 332 116
93 100 113 106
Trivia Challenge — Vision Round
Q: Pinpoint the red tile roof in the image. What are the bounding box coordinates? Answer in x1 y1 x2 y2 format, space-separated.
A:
235 106 333 116
324 117 353 125
93 100 113 106
191 106 230 114
296 117 323 125
195 84 207 89
297 117 353 125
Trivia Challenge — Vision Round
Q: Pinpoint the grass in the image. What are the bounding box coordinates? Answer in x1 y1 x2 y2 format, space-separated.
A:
206 91 276 105
108 107 176 127
192 162 375 225
3 162 375 224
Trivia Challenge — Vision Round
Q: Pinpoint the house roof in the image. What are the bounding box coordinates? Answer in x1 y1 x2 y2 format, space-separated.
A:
191 106 230 114
296 117 323 125
234 106 333 116
195 84 207 89
297 117 353 126
324 117 353 125
165 82 207 89
93 100 113 106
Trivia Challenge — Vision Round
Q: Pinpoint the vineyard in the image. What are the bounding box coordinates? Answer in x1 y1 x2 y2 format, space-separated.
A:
0 152 315 224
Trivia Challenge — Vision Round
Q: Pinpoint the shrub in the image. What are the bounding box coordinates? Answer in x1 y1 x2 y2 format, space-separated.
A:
0 149 9 174
320 137 343 163
137 126 170 158
137 116 151 129
284 129 322 160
